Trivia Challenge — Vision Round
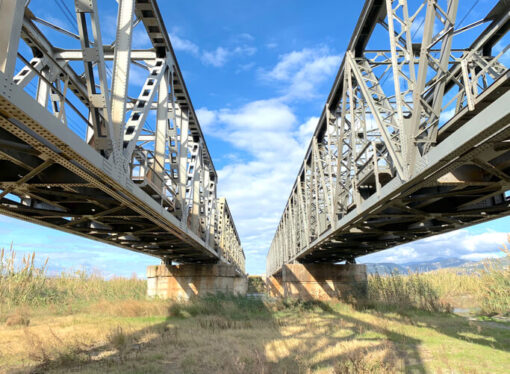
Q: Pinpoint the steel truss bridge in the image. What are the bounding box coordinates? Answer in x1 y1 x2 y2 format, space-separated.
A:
267 0 510 276
0 0 245 273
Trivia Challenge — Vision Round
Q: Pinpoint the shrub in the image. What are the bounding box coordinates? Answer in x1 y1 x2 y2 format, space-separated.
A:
247 276 266 293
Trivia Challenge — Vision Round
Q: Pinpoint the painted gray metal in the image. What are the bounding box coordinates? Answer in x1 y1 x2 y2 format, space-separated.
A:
0 0 245 274
267 0 510 276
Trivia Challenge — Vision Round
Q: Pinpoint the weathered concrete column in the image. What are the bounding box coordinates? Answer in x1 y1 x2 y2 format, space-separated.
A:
268 263 367 301
147 263 248 300
266 273 284 298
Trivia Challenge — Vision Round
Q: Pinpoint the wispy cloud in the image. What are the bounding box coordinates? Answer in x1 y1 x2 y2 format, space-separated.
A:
170 34 200 55
259 47 341 101
170 32 256 68
201 47 230 67
201 46 256 67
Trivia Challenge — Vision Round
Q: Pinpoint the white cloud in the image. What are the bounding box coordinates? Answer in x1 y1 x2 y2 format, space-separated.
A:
199 100 320 274
296 116 318 145
494 40 510 65
410 16 425 40
196 107 217 132
218 99 296 131
170 34 200 55
359 230 509 264
237 33 254 41
233 46 257 56
193 48 343 273
260 47 341 101
202 47 230 67
202 46 257 67
131 26 152 49
236 62 256 74
169 31 257 68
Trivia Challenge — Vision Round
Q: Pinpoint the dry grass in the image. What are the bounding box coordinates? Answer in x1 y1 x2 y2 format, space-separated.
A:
88 299 169 317
0 294 508 373
5 307 31 327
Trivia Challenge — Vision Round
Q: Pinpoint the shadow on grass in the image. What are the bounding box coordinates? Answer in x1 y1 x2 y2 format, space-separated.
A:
358 302 510 353
20 290 510 373
20 294 425 373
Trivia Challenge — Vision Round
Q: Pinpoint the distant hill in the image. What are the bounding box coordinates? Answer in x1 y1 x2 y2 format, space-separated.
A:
457 256 510 273
365 256 509 274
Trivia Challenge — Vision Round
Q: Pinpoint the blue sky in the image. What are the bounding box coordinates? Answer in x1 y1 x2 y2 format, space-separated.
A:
2 0 509 277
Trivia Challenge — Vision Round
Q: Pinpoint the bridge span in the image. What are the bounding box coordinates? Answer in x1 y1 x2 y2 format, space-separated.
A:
0 0 245 297
267 0 510 298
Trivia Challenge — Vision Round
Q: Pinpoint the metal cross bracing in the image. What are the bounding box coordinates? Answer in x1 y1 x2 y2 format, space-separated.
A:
267 0 510 276
0 0 245 273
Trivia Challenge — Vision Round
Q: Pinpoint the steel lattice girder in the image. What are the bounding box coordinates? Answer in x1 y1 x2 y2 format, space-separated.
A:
267 0 510 276
0 0 245 274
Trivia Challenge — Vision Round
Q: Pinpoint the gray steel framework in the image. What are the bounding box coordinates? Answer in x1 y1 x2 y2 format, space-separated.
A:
267 0 510 276
0 0 245 273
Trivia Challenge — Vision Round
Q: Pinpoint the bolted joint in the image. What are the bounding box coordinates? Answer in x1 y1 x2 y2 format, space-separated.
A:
75 0 94 13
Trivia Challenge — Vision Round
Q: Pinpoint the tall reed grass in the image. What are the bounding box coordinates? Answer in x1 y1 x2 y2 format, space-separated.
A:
0 245 146 312
478 235 510 316
366 234 510 316
367 270 452 312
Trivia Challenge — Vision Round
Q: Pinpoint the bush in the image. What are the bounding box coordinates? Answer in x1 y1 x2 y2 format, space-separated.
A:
247 276 266 293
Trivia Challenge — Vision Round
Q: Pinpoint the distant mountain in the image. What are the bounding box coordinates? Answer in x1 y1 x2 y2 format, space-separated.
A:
458 256 510 273
364 257 475 275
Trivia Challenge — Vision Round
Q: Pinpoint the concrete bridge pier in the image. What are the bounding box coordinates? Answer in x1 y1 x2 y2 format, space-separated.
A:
147 263 248 300
267 263 367 301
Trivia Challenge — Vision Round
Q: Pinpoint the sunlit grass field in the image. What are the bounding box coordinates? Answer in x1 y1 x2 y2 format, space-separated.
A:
0 241 509 373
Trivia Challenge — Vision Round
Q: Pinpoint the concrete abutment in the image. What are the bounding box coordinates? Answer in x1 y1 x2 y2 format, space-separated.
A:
267 263 367 300
147 263 248 300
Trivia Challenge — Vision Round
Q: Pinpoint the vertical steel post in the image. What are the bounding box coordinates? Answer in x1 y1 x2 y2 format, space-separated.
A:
0 0 24 78
155 69 169 181
111 0 135 158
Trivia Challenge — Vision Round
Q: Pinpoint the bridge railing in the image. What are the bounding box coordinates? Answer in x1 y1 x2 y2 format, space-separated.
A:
267 0 510 276
0 0 245 274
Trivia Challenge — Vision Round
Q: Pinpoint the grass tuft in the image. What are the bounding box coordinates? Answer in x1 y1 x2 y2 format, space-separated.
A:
5 307 30 326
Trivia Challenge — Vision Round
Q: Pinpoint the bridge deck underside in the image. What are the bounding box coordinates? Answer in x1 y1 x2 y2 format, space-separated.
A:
298 75 510 264
0 91 217 264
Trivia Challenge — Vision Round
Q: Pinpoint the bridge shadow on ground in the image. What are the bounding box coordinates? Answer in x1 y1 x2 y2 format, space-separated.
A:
21 292 510 373
270 267 510 355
